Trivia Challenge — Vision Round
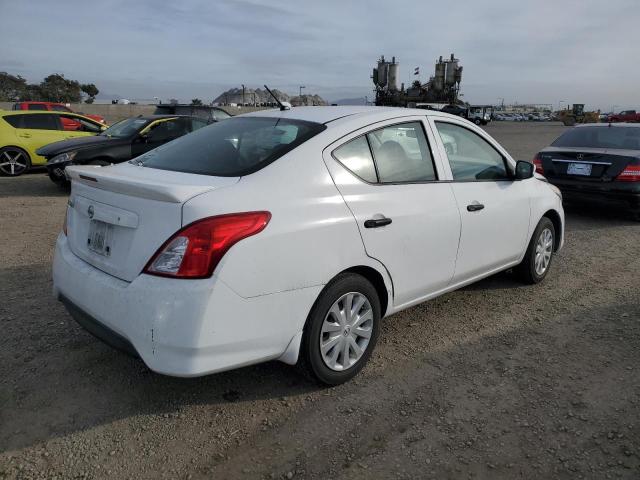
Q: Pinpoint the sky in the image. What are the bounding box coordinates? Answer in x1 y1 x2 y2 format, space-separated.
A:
0 0 638 110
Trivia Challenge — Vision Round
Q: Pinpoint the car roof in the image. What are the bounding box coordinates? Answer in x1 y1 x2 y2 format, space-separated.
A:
242 106 462 126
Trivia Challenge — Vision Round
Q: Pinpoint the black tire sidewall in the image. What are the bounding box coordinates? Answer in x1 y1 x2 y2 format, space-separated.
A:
0 147 31 177
525 218 555 283
302 274 381 385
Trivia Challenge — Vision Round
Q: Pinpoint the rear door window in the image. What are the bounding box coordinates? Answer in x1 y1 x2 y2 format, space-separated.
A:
27 103 48 110
332 136 377 183
6 114 60 130
138 117 326 176
366 122 437 183
27 104 48 111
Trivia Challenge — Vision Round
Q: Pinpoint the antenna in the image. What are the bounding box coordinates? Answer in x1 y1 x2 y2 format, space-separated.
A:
264 85 289 111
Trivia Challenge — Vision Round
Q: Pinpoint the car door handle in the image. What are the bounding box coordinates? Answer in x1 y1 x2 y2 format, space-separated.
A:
18 133 31 138
467 203 485 212
364 217 392 228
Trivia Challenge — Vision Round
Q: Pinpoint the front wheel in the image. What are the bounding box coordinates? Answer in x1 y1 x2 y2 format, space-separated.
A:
299 273 381 385
0 147 31 176
516 217 555 284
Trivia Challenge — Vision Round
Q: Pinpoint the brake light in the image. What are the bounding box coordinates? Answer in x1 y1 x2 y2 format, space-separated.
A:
532 154 544 174
144 212 271 279
617 165 640 182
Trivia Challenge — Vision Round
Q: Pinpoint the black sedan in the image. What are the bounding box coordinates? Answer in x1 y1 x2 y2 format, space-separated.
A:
37 115 210 185
534 124 640 219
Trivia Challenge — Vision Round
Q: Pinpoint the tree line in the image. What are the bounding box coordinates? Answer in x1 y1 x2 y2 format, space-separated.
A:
0 72 99 104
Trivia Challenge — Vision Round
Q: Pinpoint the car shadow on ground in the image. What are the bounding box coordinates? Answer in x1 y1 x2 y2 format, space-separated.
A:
0 172 68 198
563 202 639 230
0 264 321 454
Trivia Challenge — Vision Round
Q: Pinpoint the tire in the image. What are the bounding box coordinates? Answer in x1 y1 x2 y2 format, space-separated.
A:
0 147 31 177
474 118 482 125
299 273 381 385
516 217 556 284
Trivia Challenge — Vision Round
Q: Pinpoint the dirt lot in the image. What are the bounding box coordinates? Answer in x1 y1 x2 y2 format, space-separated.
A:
1 122 639 479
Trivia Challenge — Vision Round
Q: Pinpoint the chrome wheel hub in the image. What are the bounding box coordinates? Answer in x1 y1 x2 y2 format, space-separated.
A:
534 228 553 276
320 292 373 371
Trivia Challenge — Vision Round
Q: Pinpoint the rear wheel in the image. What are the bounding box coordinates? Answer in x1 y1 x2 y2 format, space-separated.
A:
516 217 555 284
0 147 31 176
299 273 381 385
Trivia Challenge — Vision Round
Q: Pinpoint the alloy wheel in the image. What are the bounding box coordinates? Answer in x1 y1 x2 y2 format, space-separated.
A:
320 292 373 371
534 227 553 276
0 149 28 176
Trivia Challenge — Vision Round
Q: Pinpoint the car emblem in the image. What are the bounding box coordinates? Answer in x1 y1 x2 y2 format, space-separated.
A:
88 205 94 219
576 153 584 160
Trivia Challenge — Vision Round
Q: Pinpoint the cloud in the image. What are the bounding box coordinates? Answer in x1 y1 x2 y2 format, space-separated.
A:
0 0 638 108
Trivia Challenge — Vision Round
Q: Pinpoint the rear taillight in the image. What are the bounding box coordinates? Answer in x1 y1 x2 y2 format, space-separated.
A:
144 211 271 279
532 154 544 175
617 165 640 182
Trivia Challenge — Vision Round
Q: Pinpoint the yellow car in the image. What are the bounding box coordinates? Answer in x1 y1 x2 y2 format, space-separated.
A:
0 111 106 176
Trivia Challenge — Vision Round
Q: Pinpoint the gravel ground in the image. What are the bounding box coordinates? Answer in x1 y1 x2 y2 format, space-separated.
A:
1 122 638 479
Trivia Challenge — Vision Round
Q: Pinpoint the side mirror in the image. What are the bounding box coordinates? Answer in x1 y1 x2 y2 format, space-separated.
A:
515 160 534 180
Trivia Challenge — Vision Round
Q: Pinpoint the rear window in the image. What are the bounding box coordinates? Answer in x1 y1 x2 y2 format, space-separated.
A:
137 116 326 176
552 126 640 150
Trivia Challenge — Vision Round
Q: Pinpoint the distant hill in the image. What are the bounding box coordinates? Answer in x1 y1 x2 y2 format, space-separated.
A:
213 87 289 106
213 88 327 106
332 97 368 106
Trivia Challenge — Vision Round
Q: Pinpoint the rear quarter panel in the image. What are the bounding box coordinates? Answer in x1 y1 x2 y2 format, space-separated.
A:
181 133 392 301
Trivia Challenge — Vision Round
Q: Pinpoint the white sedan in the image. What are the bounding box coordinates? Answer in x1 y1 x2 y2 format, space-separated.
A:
53 106 564 385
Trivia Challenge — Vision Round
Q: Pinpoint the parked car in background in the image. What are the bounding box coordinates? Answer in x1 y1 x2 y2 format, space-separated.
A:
0 111 105 176
466 105 492 125
52 106 564 385
153 104 231 123
39 115 208 185
607 110 640 123
534 123 640 219
439 104 467 117
12 101 106 128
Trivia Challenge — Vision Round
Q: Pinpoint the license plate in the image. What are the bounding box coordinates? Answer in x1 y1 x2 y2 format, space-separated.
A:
88 220 112 256
567 163 592 176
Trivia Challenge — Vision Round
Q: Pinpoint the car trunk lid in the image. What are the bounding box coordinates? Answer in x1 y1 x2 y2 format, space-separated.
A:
539 147 637 181
65 163 239 281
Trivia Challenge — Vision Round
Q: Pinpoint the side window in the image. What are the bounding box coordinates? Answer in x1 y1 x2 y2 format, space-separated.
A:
20 114 61 130
332 136 377 183
3 115 24 128
366 122 436 183
52 105 71 112
191 118 208 131
214 109 231 121
27 104 48 111
148 118 189 141
59 114 102 133
435 122 509 181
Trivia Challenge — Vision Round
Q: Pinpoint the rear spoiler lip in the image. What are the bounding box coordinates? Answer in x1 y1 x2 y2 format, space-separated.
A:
66 165 239 203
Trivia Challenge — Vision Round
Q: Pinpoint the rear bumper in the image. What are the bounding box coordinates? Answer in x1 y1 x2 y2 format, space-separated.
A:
548 180 640 209
53 234 322 377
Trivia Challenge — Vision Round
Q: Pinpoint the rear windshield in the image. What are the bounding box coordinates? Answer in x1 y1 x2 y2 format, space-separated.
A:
136 116 326 176
552 126 640 150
